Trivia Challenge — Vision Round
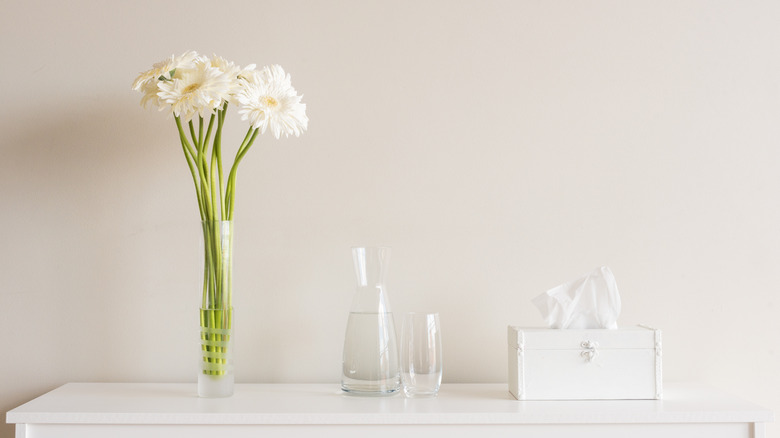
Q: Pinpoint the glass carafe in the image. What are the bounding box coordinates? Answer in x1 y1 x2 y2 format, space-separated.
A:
341 247 400 395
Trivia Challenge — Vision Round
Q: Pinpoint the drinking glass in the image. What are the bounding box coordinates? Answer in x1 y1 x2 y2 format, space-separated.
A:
400 312 442 397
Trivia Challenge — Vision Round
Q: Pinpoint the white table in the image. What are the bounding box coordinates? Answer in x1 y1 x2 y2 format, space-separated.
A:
6 383 772 438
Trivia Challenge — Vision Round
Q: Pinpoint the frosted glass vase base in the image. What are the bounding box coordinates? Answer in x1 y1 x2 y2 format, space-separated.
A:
198 308 234 398
198 373 234 398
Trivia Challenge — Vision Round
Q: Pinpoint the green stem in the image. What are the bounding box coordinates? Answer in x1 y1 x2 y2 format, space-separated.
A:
198 116 204 148
191 120 213 222
214 103 227 219
175 117 205 220
204 114 218 219
203 114 216 156
210 148 220 221
189 120 199 150
225 128 260 220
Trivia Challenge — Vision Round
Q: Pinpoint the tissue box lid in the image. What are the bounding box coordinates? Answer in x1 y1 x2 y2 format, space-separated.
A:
508 325 658 351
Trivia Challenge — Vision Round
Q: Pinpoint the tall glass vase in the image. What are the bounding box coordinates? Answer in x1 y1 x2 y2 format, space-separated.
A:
198 220 234 398
341 247 400 395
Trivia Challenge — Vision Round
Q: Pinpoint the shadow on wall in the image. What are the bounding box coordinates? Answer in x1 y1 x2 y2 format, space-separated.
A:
0 102 199 436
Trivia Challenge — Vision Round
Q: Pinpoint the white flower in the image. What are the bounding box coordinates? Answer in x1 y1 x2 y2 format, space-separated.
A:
132 51 199 109
157 58 236 121
137 79 165 110
208 55 241 78
208 55 256 104
237 64 257 81
236 65 308 139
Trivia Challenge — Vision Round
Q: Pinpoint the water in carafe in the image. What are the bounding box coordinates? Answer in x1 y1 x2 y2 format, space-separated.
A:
341 247 400 395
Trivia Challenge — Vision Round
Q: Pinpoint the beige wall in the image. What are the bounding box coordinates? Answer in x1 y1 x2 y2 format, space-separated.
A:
2 0 779 436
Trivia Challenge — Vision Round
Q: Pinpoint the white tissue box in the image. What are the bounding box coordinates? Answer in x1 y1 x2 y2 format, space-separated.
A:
507 325 662 400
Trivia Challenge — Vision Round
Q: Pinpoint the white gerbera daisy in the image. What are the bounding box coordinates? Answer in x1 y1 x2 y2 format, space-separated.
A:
208 55 256 103
237 64 257 81
236 65 308 139
208 55 239 75
132 51 199 109
137 79 164 110
157 58 236 121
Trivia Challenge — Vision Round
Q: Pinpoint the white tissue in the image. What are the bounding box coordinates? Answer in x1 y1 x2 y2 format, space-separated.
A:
532 266 621 329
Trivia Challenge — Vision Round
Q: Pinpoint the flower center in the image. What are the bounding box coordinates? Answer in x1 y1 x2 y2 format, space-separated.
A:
183 83 201 95
262 96 279 108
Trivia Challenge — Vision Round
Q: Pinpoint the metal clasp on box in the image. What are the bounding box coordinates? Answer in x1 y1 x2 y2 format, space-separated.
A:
580 340 599 363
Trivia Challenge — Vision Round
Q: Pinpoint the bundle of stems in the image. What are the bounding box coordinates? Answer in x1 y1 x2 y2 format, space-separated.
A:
174 103 259 376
